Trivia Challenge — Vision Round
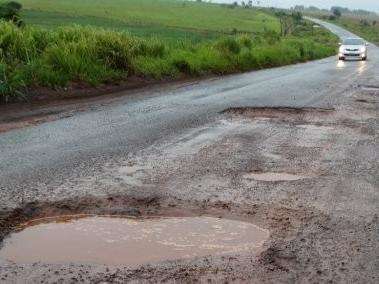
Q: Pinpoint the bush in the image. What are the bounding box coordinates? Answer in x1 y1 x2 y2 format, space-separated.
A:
215 38 241 54
0 1 23 26
0 21 337 103
237 35 253 48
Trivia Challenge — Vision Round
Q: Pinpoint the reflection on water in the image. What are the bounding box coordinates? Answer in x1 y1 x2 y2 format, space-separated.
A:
337 59 367 74
337 60 345 69
357 61 367 75
0 216 269 266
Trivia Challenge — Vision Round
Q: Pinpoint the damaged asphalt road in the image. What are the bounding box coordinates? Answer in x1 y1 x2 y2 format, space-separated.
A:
0 20 378 283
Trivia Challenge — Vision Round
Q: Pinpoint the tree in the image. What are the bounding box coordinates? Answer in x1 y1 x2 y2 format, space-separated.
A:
275 11 293 36
360 19 369 26
0 1 23 26
291 11 303 25
293 5 305 11
331 8 342 18
274 9 305 37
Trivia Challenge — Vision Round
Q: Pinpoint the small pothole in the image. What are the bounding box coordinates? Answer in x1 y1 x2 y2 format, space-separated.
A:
359 85 379 92
355 99 370 103
222 107 335 122
0 215 269 266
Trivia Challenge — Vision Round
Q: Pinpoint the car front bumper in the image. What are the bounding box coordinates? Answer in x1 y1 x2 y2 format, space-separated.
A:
339 52 367 59
338 51 367 58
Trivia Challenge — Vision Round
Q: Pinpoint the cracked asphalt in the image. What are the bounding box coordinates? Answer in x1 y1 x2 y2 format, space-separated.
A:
0 20 378 283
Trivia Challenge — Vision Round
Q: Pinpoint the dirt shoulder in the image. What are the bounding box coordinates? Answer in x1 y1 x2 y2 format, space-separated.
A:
0 76 205 133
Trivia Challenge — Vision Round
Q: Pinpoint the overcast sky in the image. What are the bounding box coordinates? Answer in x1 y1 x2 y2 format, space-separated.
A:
215 0 379 13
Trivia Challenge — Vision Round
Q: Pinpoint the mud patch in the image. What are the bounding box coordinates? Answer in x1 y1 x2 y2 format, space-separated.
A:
222 107 335 123
0 111 74 133
0 216 268 266
243 172 309 182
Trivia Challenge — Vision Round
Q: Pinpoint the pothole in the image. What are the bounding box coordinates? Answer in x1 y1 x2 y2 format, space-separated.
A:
355 99 370 103
359 84 379 92
0 215 269 266
243 172 309 182
222 107 335 122
355 98 377 104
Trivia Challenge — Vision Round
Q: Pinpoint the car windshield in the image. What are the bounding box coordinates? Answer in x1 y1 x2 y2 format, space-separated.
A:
343 38 364 45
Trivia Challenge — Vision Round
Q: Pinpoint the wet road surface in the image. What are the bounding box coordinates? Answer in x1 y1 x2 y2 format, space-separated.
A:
0 20 378 283
0 20 377 206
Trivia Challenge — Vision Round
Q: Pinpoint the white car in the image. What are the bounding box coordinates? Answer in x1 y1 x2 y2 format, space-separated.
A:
338 38 368 61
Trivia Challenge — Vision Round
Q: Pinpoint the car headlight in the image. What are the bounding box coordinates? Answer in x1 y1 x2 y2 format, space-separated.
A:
339 47 344 52
360 47 366 53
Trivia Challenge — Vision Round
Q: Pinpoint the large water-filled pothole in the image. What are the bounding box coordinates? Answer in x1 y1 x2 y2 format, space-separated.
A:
0 216 269 266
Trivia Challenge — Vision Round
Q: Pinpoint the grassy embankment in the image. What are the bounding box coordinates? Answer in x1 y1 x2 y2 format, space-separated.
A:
0 0 338 102
17 0 280 41
307 10 379 45
329 17 379 45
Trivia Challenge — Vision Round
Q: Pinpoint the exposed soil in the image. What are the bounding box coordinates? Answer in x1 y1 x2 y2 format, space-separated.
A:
0 194 329 283
1 22 378 281
1 78 378 282
223 106 335 119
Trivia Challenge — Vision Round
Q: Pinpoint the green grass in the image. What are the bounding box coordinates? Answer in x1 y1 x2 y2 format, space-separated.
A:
0 0 339 102
15 0 281 34
0 20 338 102
20 9 221 43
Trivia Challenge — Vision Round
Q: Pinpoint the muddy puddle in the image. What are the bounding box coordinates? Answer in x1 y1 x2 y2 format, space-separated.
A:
0 216 268 266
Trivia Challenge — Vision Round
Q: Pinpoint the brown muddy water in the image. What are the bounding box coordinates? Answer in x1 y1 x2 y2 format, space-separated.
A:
0 216 269 266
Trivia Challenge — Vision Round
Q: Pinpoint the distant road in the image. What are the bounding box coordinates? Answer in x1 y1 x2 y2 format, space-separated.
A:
306 17 366 40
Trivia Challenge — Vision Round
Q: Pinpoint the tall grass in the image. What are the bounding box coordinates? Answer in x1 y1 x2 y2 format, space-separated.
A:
0 21 337 102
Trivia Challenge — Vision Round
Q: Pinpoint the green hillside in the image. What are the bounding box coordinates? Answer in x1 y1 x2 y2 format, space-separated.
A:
16 0 280 41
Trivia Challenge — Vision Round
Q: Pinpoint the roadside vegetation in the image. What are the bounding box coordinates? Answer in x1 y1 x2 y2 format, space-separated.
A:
326 17 379 45
0 0 338 103
298 5 379 45
0 1 22 26
16 0 281 41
